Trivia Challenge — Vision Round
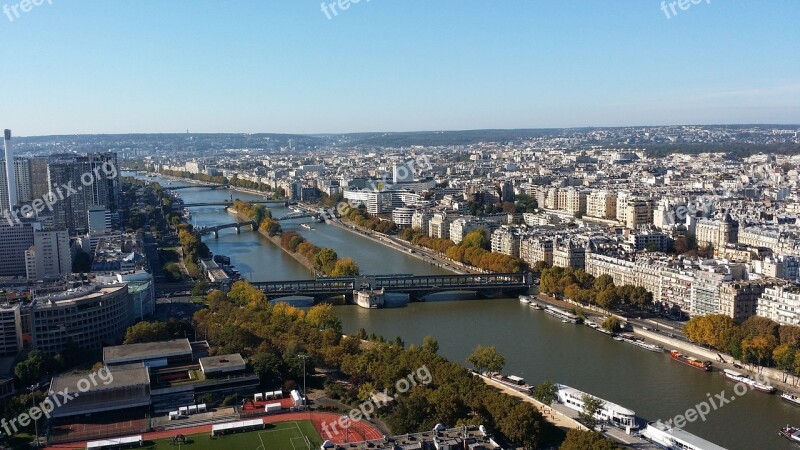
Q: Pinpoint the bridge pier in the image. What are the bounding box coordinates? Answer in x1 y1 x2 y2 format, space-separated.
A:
213 229 219 239
236 224 241 234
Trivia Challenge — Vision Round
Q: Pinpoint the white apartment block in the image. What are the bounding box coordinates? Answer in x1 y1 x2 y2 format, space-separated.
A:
587 191 617 220
756 286 800 326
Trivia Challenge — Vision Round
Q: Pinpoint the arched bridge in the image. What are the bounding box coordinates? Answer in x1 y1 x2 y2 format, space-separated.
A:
252 272 535 302
197 221 258 238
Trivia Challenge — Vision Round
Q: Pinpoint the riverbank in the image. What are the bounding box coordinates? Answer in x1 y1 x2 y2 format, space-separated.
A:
534 293 800 397
227 208 317 277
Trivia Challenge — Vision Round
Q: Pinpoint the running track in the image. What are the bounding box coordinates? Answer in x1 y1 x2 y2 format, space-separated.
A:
45 412 383 449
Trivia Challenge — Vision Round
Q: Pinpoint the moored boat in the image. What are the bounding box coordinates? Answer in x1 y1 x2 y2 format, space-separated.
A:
529 302 544 310
670 350 712 371
621 335 663 352
519 295 531 304
779 426 800 443
782 392 800 406
544 305 582 324
723 369 775 393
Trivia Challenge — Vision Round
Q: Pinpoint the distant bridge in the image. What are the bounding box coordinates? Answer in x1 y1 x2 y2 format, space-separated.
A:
275 211 320 221
251 272 535 302
162 184 227 190
171 200 286 209
197 221 258 238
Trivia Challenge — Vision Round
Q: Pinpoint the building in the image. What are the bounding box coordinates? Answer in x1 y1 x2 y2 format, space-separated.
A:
27 283 133 354
449 218 492 245
391 207 415 229
88 205 112 234
26 229 72 280
587 191 617 220
719 281 772 322
490 227 521 257
428 212 452 240
625 198 654 229
558 188 587 216
48 157 91 233
690 269 728 316
343 189 393 214
696 215 739 250
553 239 586 270
0 221 37 278
756 285 800 326
0 304 23 356
0 158 33 211
411 210 433 232
521 237 553 267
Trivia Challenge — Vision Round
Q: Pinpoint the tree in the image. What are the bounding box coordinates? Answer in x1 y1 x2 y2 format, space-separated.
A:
742 334 778 368
192 281 209 297
532 380 558 405
421 336 439 354
774 344 795 382
124 321 169 344
313 248 339 274
462 229 490 250
72 250 92 273
602 317 622 333
559 430 619 450
331 258 359 277
578 394 604 430
14 350 52 385
593 274 615 292
467 345 506 374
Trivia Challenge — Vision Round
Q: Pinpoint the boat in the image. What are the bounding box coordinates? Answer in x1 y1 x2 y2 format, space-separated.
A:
489 373 532 393
354 288 385 309
780 426 800 443
519 295 531 304
529 302 544 310
782 392 800 406
621 335 664 352
556 384 637 430
543 305 582 324
670 350 712 371
613 336 624 341
300 223 314 230
722 369 775 393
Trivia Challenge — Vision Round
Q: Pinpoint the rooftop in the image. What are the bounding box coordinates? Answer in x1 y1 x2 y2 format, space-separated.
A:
103 338 192 365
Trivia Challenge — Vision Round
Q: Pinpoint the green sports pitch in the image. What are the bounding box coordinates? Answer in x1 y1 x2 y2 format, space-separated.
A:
143 420 323 450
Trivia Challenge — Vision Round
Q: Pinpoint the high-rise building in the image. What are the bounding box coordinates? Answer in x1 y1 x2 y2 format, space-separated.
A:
0 157 33 212
0 220 38 277
25 229 72 280
29 156 50 200
88 205 111 234
48 157 90 233
3 130 16 210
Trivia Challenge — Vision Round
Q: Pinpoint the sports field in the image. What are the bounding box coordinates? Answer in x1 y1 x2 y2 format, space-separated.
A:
143 420 322 450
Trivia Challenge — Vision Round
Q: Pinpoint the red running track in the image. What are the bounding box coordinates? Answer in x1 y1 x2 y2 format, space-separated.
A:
45 411 383 449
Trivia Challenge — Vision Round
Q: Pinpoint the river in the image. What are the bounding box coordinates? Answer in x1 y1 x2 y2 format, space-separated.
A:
127 172 795 450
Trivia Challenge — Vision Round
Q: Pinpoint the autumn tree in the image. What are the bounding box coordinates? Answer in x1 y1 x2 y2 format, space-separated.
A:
123 321 169 344
560 430 619 450
467 345 506 374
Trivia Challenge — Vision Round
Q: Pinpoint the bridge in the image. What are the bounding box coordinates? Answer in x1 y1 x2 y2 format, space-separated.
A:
251 272 535 302
162 184 227 190
197 221 258 238
171 200 286 209
275 211 320 221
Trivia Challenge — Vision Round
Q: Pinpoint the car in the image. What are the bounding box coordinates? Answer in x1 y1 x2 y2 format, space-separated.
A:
642 326 651 331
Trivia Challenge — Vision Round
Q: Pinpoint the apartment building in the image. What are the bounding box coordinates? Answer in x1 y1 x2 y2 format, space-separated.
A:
521 237 553 267
491 227 521 257
719 281 772 322
587 191 617 220
756 285 800 326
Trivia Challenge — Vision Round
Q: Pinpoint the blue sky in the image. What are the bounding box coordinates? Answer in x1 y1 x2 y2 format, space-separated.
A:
1 1 798 135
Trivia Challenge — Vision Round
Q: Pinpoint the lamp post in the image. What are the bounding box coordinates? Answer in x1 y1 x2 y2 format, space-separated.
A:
298 354 308 410
29 385 39 448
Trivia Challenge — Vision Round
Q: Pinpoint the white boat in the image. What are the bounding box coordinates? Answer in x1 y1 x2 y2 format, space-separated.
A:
519 295 531 304
556 384 637 430
723 369 775 393
781 392 800 406
300 223 314 230
780 426 800 444
529 302 544 310
544 305 582 324
620 335 664 352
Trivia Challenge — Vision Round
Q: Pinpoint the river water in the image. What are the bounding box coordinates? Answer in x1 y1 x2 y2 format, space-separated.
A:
129 172 795 450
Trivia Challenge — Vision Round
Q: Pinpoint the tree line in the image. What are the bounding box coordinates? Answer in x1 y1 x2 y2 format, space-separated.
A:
189 281 543 448
539 267 652 311
279 231 360 277
399 228 528 273
685 314 800 380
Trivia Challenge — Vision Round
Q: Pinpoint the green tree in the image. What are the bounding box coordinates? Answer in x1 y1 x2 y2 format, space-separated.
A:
532 380 558 405
467 345 506 374
331 258 360 276
602 316 622 333
462 229 490 250
774 344 795 382
192 280 209 297
313 248 339 274
421 336 440 354
124 321 169 344
578 394 604 430
14 350 52 385
560 430 619 450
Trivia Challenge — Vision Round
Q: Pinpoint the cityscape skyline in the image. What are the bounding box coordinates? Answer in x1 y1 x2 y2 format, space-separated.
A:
1 1 798 136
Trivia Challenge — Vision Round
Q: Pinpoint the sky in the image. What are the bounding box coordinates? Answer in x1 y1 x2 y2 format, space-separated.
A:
1 1 798 136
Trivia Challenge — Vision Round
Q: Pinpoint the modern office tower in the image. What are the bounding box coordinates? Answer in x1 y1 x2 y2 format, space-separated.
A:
29 156 50 200
25 229 72 280
3 130 15 209
47 156 90 233
0 220 38 277
0 304 23 356
47 153 120 233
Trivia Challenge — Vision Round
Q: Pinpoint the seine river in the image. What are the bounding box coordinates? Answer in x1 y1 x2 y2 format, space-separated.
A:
129 172 796 450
